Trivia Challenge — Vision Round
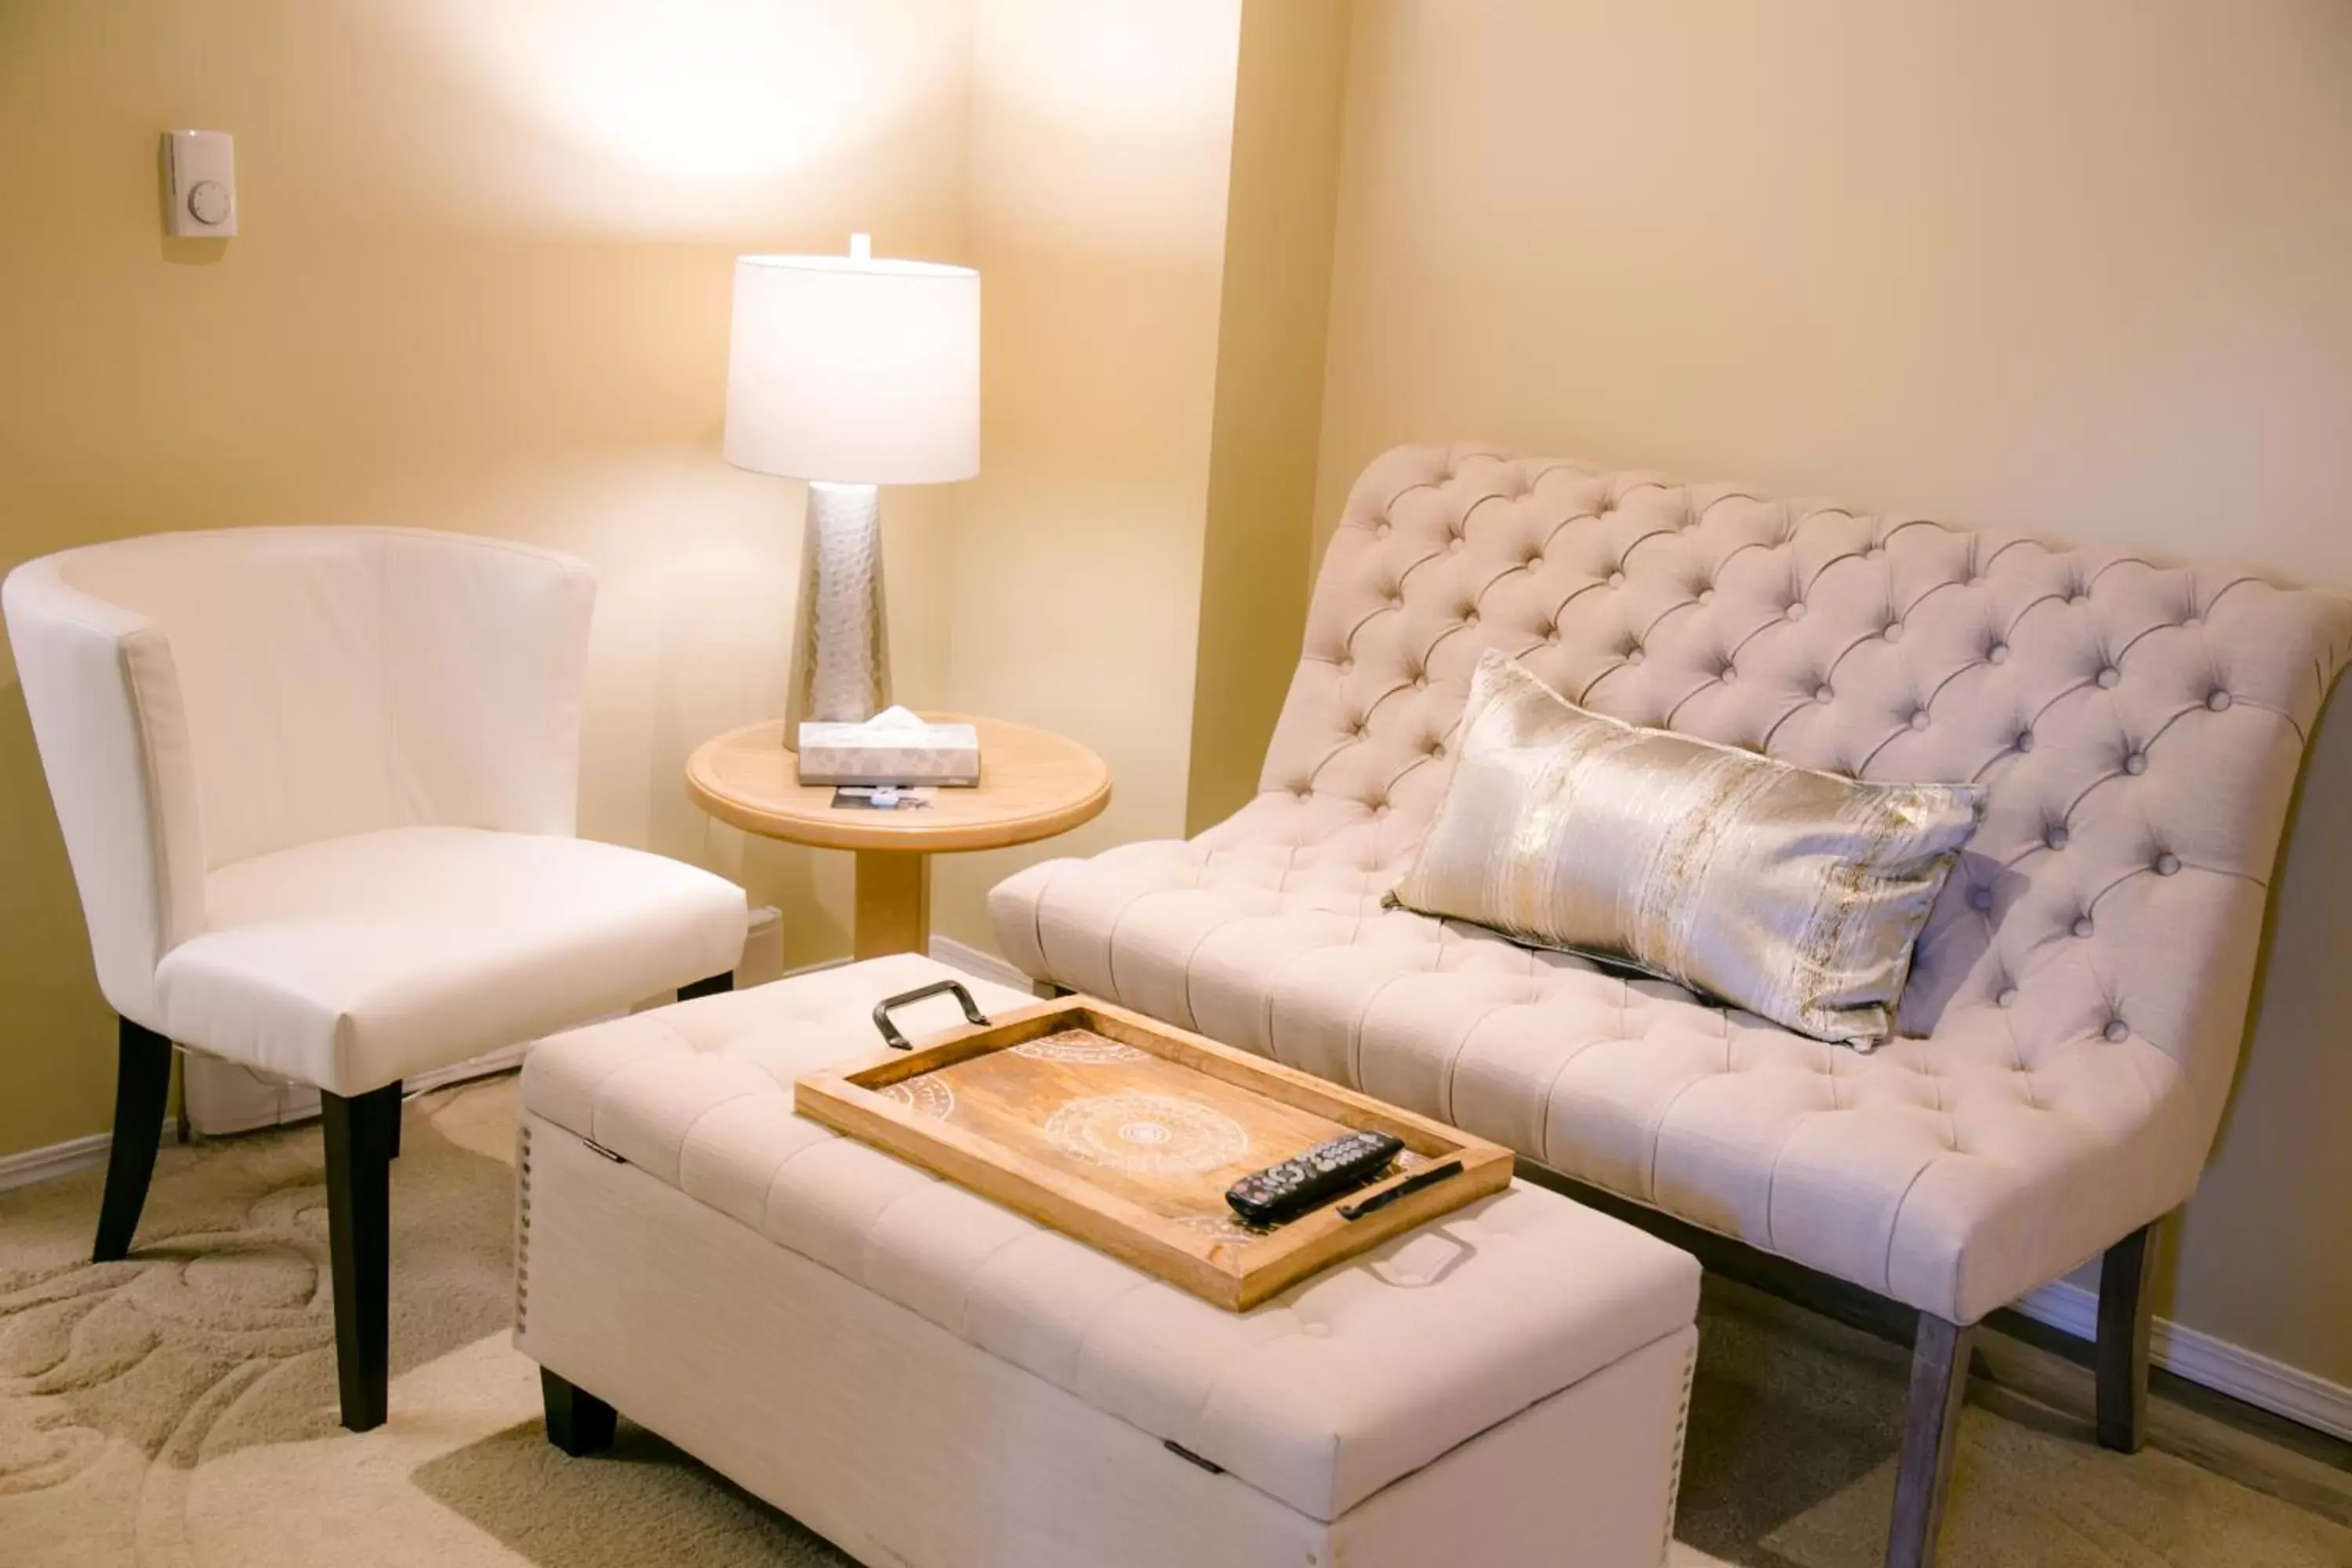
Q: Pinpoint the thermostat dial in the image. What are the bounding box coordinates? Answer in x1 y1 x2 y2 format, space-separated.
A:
187 180 230 227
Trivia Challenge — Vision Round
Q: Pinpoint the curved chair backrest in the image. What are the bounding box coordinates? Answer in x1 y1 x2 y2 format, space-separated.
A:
3 526 596 1022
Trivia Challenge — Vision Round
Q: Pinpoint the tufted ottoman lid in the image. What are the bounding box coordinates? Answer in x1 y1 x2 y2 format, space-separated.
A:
521 953 1701 1523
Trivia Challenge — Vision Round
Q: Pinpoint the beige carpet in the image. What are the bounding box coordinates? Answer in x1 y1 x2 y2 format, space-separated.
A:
2 1077 2345 1568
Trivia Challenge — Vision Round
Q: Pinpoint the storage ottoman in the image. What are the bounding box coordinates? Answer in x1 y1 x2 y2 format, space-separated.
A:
515 954 1702 1568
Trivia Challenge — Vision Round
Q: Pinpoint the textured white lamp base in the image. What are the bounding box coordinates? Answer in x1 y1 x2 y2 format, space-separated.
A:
788 481 891 732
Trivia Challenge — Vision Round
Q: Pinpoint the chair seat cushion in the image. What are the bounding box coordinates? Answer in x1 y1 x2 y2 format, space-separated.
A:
155 826 746 1094
989 800 2206 1325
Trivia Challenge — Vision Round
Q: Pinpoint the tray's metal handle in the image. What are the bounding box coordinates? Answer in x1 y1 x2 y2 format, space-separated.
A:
872 980 991 1051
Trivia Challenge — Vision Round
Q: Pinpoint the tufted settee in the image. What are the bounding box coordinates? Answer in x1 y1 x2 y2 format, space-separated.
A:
991 445 2352 1567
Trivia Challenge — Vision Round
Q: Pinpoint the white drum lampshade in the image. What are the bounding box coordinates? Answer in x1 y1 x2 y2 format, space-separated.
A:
723 236 980 731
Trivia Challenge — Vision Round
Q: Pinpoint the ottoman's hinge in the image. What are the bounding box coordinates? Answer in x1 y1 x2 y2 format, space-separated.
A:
583 1138 626 1164
1163 1439 1224 1475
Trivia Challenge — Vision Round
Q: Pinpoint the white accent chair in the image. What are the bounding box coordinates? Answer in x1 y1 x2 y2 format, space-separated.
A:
2 527 748 1432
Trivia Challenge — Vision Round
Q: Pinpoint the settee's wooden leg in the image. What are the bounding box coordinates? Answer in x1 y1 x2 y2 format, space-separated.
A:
93 1018 174 1264
2096 1221 2158 1454
678 971 735 1001
542 1368 618 1457
1887 1312 1973 1568
323 1081 401 1432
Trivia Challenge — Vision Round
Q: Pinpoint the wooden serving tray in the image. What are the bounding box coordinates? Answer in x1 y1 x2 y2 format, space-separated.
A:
793 993 1514 1311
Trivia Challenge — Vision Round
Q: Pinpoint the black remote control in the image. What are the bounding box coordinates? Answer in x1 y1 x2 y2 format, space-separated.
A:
1225 1131 1405 1227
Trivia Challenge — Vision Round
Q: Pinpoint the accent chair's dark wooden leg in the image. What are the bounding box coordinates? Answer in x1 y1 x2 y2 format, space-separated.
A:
322 1081 401 1432
1887 1312 1973 1568
2096 1221 2158 1454
541 1367 618 1457
677 971 734 1001
93 1018 174 1264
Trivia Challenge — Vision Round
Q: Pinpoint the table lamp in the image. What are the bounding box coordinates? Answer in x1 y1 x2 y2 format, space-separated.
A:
724 234 980 736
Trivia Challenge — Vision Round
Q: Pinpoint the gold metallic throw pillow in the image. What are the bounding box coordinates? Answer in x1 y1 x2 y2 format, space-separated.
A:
1388 652 1986 1047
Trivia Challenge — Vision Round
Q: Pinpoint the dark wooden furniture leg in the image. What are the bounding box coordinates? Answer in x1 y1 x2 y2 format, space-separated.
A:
93 1018 174 1263
2096 1221 2158 1453
541 1367 618 1456
1887 1312 1973 1568
387 1093 403 1161
678 971 735 1000
322 1080 401 1432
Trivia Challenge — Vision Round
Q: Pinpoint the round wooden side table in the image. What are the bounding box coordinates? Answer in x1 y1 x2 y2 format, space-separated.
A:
685 713 1112 960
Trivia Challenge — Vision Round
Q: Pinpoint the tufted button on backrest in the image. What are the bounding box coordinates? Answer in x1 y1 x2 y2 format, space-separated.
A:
1267 445 2352 1124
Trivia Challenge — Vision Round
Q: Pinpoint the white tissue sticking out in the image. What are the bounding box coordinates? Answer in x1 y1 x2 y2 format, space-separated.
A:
852 705 928 734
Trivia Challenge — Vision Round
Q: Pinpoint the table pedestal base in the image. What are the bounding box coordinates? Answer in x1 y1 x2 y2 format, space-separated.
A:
853 850 931 959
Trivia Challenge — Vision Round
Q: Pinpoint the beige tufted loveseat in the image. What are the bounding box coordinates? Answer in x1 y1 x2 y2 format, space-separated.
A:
992 445 2352 1567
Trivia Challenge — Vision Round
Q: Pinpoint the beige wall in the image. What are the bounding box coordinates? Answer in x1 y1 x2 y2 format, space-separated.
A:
932 0 1245 947
1314 0 2352 1385
1184 0 1353 835
0 0 977 1155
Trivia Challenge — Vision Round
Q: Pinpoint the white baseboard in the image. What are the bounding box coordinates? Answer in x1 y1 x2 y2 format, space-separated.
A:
405 1044 529 1096
2011 1279 2352 1443
926 934 1036 993
0 1131 115 1194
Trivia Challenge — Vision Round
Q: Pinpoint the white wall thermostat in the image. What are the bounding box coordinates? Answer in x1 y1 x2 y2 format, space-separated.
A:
162 129 237 238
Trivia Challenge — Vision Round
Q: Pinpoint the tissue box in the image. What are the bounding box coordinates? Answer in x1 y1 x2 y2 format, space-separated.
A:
796 716 982 786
